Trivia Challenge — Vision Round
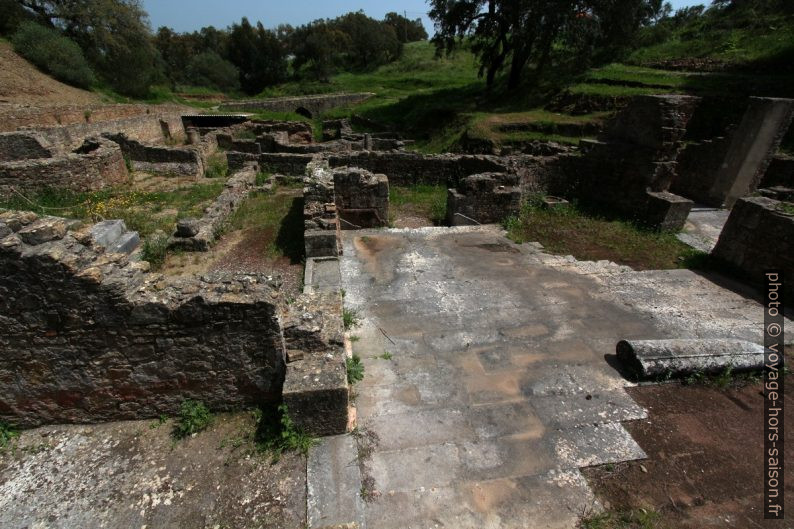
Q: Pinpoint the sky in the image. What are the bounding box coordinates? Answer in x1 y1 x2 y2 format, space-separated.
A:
142 0 710 34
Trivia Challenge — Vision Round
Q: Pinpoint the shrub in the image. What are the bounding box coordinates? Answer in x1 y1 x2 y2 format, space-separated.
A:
346 354 365 384
172 400 213 439
11 21 96 88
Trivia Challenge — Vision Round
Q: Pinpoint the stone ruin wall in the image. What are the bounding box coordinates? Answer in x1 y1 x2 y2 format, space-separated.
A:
672 97 794 207
0 135 128 197
169 163 259 251
712 196 794 302
0 210 287 427
219 93 374 116
447 172 522 225
5 105 187 151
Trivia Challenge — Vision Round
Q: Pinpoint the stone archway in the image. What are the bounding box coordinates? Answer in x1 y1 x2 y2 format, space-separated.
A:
295 106 313 119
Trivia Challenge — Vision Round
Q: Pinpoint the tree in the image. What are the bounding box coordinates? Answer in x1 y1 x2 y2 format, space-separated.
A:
383 12 429 42
17 0 161 97
227 17 287 94
289 21 351 81
185 51 240 92
429 0 659 90
336 11 402 70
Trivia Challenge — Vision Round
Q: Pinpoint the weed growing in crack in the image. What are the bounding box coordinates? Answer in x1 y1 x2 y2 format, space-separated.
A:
172 400 213 440
346 354 365 385
256 403 316 462
377 351 393 360
343 308 360 330
0 421 19 451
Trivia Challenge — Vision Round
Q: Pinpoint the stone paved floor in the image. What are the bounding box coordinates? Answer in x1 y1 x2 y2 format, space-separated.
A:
333 225 789 529
677 206 730 252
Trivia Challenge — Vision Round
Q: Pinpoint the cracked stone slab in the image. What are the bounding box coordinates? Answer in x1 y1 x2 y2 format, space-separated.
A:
308 434 365 529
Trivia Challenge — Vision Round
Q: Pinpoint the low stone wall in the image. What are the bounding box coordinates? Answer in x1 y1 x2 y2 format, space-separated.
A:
169 163 259 251
15 108 186 152
0 137 128 197
220 93 374 117
229 152 316 175
447 173 521 225
333 167 389 229
0 132 55 161
712 196 794 302
282 291 349 436
0 210 286 427
106 133 203 177
304 160 341 258
326 151 515 187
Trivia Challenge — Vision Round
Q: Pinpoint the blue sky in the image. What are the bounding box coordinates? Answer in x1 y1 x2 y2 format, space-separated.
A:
143 0 710 33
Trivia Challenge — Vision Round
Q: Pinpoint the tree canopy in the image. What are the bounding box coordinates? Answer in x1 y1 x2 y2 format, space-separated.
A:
429 0 666 89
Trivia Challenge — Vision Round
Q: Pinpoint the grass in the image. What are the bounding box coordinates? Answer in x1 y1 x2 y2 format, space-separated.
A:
682 366 764 388
0 421 19 451
346 354 365 385
172 400 213 440
343 308 360 330
377 351 393 360
504 197 704 271
777 202 794 214
580 508 666 529
225 189 304 262
141 231 169 270
389 184 448 225
255 403 316 462
0 183 224 239
204 152 228 179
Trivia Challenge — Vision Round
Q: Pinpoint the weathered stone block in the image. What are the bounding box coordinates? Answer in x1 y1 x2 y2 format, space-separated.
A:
645 191 694 231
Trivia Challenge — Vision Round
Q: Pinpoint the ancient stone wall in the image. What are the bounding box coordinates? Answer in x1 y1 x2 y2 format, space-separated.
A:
671 97 794 207
282 291 349 436
333 167 389 229
447 173 521 225
0 210 286 427
712 196 794 302
0 137 128 197
106 131 219 178
326 151 516 187
0 132 54 161
169 163 259 251
303 160 341 258
572 95 699 230
16 109 186 153
229 152 316 176
219 93 373 117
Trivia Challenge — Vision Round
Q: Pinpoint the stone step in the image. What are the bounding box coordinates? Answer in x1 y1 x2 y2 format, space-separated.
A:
107 231 140 255
90 219 125 248
307 434 366 529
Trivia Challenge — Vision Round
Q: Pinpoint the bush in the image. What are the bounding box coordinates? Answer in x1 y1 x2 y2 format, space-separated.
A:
172 400 213 439
11 22 96 88
186 51 240 92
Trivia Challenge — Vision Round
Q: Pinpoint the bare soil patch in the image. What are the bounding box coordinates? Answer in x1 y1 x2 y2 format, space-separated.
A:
0 41 100 106
0 412 306 529
583 351 794 529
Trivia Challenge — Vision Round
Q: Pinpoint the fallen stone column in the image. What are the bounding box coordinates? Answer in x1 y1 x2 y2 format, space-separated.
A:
616 338 767 379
